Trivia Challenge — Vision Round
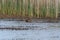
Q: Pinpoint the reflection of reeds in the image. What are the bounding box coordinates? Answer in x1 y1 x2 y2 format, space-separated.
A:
0 0 59 19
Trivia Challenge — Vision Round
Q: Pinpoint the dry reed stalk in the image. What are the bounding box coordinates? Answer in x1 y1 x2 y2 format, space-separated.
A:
46 0 50 18
30 0 33 18
55 0 58 19
36 0 40 18
25 0 28 17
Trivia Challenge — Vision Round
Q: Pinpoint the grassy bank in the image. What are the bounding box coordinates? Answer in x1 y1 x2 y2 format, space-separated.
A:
0 0 59 19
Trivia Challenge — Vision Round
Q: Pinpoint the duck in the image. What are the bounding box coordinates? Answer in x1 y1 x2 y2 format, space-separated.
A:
25 17 32 22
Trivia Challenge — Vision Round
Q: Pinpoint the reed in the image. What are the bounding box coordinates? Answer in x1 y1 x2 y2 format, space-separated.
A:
0 0 59 19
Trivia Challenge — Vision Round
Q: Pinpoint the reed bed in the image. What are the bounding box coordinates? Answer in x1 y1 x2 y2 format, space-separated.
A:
0 0 59 19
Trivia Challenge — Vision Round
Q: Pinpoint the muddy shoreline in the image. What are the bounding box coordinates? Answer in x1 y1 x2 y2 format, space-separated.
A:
0 18 59 23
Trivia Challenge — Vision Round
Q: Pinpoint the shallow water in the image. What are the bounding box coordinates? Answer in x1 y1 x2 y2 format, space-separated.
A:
0 20 60 40
0 29 60 40
0 20 60 28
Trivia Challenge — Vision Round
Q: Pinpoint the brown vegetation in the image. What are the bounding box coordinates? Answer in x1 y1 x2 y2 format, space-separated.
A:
0 0 59 19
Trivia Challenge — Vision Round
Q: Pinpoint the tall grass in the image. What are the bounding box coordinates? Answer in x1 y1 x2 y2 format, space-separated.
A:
0 0 59 19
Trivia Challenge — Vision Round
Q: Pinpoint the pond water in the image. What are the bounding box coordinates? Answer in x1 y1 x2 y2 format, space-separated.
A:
0 29 60 40
0 19 60 40
0 20 60 28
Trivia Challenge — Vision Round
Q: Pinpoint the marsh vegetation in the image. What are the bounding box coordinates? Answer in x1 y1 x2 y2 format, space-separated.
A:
0 0 60 19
